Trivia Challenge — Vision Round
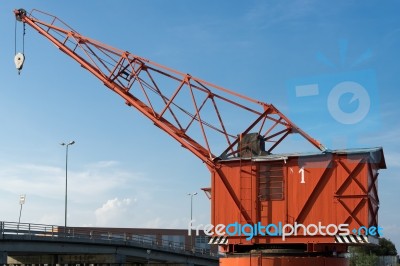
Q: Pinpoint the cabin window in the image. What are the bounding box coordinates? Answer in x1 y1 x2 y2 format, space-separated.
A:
258 163 284 200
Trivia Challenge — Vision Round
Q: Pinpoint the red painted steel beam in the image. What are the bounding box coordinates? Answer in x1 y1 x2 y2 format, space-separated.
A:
14 8 326 170
336 158 367 196
341 198 366 227
367 163 380 205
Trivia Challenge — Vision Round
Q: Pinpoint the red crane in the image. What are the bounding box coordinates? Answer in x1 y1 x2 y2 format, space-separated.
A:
14 8 385 266
13 9 325 167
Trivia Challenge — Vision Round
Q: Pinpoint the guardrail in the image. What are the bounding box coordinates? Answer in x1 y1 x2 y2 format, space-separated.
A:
0 221 218 257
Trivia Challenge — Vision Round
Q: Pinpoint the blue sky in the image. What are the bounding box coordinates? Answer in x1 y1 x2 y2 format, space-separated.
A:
0 0 399 250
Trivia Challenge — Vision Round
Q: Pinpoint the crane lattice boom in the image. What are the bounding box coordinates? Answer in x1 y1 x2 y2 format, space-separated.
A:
14 8 325 169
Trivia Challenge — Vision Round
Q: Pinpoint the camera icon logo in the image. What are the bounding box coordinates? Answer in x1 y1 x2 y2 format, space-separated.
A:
327 81 370 125
295 77 372 126
286 41 379 149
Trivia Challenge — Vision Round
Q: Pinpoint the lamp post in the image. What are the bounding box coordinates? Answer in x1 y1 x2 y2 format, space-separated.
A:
187 192 197 250
17 194 26 232
60 141 75 233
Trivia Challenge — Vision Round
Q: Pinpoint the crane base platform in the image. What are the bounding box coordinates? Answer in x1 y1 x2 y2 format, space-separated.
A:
220 253 348 266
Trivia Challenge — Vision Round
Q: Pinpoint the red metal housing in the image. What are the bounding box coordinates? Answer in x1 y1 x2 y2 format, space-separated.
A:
211 148 385 253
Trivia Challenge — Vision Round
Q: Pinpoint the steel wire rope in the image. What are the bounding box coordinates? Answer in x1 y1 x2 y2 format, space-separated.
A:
26 13 237 142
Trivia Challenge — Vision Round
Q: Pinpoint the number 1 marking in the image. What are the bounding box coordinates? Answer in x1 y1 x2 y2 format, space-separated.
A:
299 167 305 183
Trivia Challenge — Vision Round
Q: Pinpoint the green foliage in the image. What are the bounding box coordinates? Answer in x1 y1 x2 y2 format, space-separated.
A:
349 237 398 266
373 237 398 256
360 237 398 256
349 246 378 266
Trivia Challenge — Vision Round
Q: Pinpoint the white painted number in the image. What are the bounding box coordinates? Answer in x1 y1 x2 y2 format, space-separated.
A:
299 167 305 184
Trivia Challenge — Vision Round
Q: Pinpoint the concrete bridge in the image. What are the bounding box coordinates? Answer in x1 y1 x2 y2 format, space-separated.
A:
0 221 219 265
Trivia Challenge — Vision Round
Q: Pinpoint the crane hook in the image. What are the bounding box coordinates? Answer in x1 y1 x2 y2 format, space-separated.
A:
14 52 25 75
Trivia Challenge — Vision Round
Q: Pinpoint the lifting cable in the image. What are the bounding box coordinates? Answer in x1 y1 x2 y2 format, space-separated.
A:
14 12 26 75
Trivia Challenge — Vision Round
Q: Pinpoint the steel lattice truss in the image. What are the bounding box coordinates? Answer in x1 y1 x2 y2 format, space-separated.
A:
15 8 326 168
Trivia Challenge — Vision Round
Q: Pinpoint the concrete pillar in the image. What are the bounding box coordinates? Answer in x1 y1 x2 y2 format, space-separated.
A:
0 251 7 265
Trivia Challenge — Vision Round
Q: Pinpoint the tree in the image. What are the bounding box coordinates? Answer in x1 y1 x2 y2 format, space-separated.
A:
349 238 398 266
373 237 398 256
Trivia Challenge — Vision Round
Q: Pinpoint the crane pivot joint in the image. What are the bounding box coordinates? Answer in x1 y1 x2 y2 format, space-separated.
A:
15 8 27 22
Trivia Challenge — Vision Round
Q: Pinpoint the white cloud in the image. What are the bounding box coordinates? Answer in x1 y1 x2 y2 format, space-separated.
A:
0 160 142 201
141 217 189 229
0 160 149 226
0 163 65 199
36 213 63 225
144 217 162 228
94 197 136 227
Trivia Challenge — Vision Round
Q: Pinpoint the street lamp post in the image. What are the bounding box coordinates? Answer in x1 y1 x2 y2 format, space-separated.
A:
17 194 26 232
60 141 75 234
187 192 197 250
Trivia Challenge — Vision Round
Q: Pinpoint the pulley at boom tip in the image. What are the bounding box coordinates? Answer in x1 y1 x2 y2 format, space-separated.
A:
14 8 27 75
15 8 27 22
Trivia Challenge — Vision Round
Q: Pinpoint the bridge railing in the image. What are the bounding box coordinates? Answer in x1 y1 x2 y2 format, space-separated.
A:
0 221 217 257
0 221 58 237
